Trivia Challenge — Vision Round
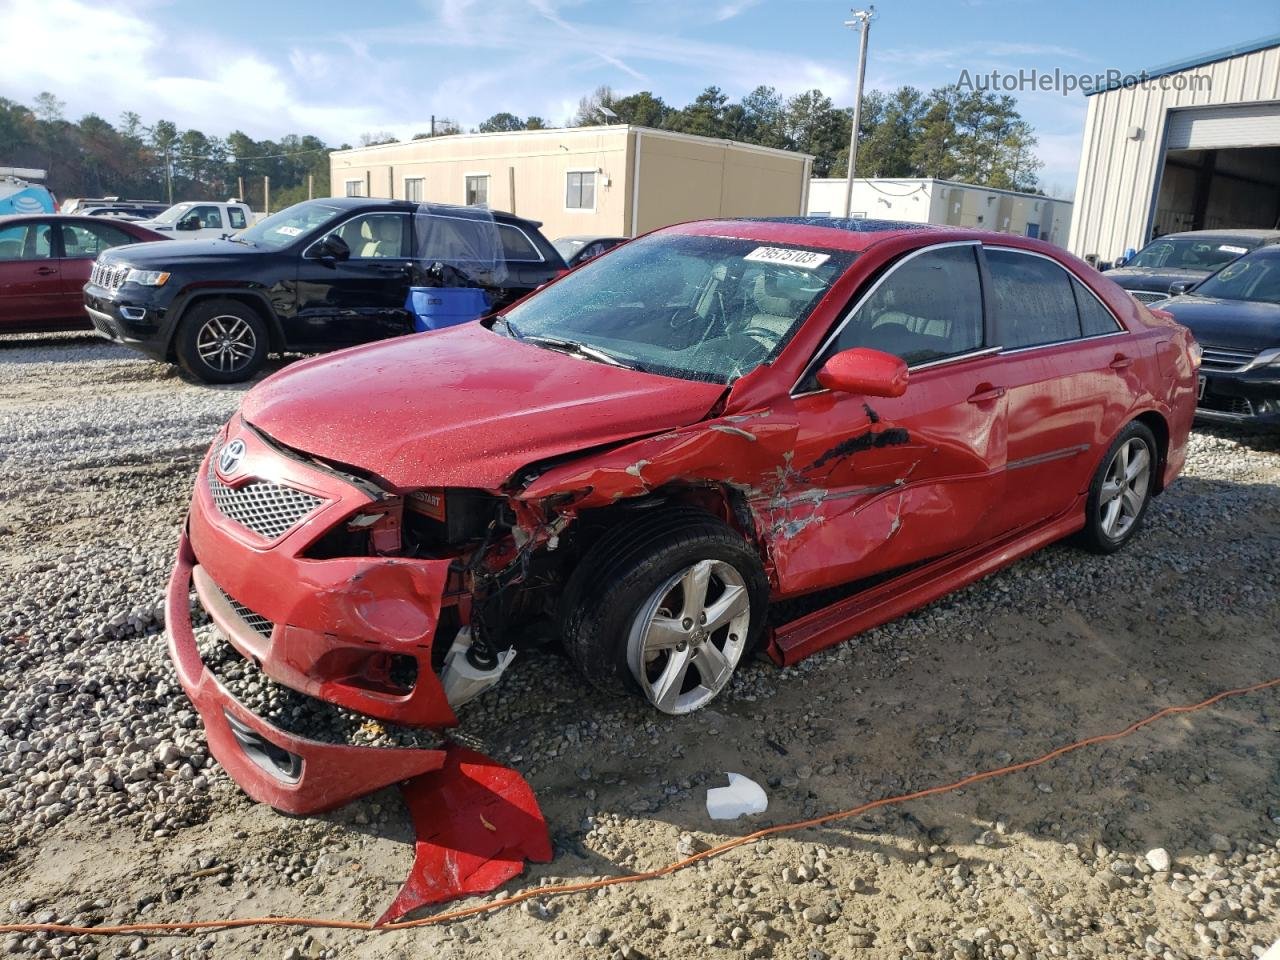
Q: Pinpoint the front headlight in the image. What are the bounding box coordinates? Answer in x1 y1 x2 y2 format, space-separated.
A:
125 268 170 287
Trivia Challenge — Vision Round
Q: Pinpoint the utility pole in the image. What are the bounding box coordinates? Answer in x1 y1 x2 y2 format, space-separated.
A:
165 149 174 205
842 6 875 219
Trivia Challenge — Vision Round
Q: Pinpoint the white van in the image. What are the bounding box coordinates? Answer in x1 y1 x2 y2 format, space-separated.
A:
136 200 254 240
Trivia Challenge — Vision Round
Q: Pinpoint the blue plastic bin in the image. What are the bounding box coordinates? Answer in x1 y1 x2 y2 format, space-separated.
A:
407 287 491 332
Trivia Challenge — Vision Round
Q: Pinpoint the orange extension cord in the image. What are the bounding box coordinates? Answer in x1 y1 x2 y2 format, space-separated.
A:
2 675 1277 939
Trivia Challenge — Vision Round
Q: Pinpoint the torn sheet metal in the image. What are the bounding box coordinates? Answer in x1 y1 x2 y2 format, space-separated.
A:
378 747 552 925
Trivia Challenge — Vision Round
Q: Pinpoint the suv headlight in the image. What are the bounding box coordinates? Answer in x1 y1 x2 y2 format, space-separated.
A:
125 268 170 287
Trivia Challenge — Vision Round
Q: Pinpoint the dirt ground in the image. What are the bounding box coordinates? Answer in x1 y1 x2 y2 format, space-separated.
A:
0 336 1277 960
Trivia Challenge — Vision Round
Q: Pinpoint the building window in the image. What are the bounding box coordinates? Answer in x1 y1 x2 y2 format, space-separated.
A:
404 177 424 202
465 175 489 207
565 171 596 210
345 179 365 197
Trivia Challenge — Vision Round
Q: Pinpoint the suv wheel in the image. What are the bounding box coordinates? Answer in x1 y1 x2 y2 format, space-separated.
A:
560 507 769 715
175 299 268 383
1081 420 1158 554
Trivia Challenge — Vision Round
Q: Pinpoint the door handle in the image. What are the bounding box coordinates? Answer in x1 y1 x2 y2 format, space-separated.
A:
1110 353 1133 370
35 266 57 276
966 384 1006 404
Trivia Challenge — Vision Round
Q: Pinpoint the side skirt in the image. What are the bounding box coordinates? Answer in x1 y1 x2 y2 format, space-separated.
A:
768 501 1087 666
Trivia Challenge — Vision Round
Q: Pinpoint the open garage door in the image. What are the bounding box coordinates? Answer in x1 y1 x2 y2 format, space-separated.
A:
1152 103 1280 236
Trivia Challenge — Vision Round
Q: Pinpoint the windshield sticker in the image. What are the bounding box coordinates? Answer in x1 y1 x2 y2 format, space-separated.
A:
744 246 831 269
1217 245 1248 255
275 226 303 237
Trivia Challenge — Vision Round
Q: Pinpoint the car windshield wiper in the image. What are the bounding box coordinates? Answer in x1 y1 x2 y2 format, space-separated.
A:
491 314 521 339
521 334 632 368
226 235 254 246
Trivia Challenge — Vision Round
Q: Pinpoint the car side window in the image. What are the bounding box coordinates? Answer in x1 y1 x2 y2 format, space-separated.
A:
0 223 52 260
192 206 223 230
60 223 134 258
1072 278 1122 336
228 207 248 230
498 224 542 262
817 244 984 371
985 248 1082 349
326 214 407 259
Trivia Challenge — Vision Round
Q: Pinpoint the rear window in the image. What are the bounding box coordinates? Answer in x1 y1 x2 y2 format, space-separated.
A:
498 224 542 261
1072 279 1121 336
986 249 1082 348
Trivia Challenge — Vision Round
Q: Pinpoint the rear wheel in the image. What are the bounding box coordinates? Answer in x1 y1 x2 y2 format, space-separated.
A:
560 508 769 715
175 299 268 383
1081 421 1157 554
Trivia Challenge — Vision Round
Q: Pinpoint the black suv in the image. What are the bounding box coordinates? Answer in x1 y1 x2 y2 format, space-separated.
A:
84 198 566 382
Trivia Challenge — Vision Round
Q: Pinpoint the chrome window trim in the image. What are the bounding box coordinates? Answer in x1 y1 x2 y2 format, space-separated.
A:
791 240 984 398
302 211 412 261
996 329 1129 357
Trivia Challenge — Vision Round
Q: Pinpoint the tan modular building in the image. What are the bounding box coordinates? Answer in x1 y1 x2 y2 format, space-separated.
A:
807 177 1072 246
329 126 812 241
1069 35 1280 264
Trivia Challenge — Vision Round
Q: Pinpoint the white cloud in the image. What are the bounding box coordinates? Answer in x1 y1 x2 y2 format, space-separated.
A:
714 0 764 21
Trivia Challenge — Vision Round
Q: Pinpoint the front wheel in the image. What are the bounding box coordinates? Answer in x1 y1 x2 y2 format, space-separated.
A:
560 508 769 715
1081 421 1158 554
175 299 268 384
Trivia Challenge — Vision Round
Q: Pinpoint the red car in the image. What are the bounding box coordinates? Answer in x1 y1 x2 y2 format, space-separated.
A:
166 218 1198 813
0 214 167 332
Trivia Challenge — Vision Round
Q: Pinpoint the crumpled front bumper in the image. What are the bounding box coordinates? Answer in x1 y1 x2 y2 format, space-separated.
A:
167 532 449 814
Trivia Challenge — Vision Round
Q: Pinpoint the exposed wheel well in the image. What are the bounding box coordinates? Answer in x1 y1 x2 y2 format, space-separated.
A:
168 294 281 361
1132 410 1170 494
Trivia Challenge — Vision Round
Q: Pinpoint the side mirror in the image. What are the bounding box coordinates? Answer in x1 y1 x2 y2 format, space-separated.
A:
816 348 908 398
176 215 200 232
317 234 350 262
1167 279 1196 296
1112 256 1127 269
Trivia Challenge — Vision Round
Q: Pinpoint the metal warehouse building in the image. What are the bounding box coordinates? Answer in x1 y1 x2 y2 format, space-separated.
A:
806 177 1073 246
329 126 812 241
1069 35 1280 263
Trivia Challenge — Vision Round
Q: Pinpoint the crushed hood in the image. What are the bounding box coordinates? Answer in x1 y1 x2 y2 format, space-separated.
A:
241 323 725 490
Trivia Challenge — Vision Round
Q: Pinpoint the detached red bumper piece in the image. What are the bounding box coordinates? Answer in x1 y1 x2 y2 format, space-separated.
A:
378 747 553 925
167 533 449 813
167 534 552 912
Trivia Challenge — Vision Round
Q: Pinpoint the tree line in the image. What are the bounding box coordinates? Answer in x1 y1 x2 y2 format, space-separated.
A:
0 81 1043 210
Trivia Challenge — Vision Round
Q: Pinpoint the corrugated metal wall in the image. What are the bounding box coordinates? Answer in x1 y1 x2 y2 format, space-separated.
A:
1067 44 1280 261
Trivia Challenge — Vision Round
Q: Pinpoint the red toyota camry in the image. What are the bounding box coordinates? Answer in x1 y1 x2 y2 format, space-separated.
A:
167 217 1198 813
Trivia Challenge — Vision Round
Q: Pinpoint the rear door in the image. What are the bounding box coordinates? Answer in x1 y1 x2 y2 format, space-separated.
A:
294 211 413 346
55 220 140 316
982 246 1132 532
496 221 560 307
0 220 61 326
776 242 1008 595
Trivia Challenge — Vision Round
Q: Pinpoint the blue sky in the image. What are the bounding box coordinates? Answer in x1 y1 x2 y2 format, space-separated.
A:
3 0 1277 195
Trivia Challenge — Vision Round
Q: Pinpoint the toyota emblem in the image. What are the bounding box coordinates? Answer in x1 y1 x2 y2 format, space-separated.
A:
218 438 246 475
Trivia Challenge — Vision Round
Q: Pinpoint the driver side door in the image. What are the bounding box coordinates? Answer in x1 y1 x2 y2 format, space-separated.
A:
768 242 1009 596
293 212 414 347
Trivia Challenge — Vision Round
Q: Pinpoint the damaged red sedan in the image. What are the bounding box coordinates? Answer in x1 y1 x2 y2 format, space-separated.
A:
167 217 1198 818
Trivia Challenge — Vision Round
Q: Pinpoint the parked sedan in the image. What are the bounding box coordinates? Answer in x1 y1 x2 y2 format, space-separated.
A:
553 234 627 268
0 214 168 333
85 198 567 382
1154 244 1280 427
1104 229 1280 304
165 217 1196 813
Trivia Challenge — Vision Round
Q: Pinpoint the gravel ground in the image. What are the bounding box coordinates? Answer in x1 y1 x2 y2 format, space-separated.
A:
0 334 1277 960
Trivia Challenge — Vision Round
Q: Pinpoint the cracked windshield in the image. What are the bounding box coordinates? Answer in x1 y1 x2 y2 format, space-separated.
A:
500 233 853 383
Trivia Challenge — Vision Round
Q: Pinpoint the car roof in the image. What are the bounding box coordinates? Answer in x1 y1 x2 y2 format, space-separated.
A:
1157 229 1280 242
0 213 146 226
309 196 542 228
663 217 1007 254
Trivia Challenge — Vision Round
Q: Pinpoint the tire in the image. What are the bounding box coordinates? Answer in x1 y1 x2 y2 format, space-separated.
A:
1080 420 1158 554
560 507 769 715
174 299 268 384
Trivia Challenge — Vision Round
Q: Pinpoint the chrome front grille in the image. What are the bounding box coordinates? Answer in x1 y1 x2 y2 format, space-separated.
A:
1130 290 1167 304
1200 345 1257 372
90 260 130 291
208 470 324 541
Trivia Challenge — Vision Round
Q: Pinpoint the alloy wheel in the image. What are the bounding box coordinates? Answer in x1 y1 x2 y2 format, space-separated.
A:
626 559 751 714
195 315 258 374
1098 437 1151 540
